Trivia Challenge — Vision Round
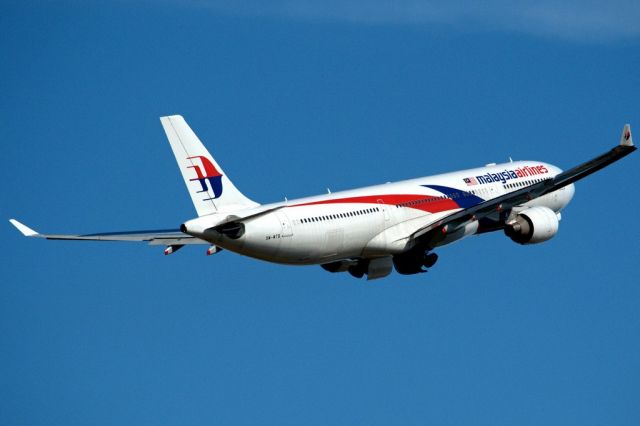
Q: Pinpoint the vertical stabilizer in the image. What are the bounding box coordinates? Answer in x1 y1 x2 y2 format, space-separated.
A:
160 115 259 216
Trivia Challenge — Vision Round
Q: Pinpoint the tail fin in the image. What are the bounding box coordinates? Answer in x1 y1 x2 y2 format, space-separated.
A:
160 115 259 216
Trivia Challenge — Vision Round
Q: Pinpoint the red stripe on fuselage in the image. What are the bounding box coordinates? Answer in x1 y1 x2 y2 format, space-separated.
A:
291 194 459 213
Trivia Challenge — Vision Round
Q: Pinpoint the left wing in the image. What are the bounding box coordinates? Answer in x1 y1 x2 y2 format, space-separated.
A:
9 219 207 246
409 124 636 246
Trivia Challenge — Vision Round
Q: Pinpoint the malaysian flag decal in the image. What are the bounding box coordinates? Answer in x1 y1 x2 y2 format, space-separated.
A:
463 177 478 186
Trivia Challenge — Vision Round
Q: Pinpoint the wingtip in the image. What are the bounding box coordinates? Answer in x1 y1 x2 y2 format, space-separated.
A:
620 124 633 147
9 219 40 237
160 114 184 122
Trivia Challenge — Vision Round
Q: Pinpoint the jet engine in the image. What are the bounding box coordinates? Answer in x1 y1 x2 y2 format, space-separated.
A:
504 206 559 244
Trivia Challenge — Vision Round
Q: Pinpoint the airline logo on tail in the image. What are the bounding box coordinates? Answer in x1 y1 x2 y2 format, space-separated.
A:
186 156 223 200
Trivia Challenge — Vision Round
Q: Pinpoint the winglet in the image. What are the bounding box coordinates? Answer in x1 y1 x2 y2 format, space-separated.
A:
9 219 40 237
620 124 633 147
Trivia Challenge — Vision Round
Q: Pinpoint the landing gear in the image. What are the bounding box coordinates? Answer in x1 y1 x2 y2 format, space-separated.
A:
423 253 438 268
348 264 366 279
320 253 435 279
322 258 393 280
392 250 439 275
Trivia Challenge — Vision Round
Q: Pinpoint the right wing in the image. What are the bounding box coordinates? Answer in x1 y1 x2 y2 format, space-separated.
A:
409 124 636 245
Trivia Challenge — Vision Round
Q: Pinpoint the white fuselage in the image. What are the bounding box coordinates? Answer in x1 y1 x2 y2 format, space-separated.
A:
8 116 632 280
184 161 575 265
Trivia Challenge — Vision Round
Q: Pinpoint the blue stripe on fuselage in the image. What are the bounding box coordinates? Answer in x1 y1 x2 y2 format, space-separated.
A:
422 184 485 209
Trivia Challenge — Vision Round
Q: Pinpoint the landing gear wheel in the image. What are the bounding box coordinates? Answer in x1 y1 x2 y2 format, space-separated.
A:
423 253 438 268
348 265 365 279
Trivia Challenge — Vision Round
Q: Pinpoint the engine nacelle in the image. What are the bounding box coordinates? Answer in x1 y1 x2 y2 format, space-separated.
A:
504 206 559 245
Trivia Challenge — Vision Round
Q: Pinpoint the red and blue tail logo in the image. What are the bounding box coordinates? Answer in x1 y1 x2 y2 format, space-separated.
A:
186 156 223 200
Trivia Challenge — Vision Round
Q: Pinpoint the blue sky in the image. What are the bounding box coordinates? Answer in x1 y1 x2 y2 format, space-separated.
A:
1 1 639 424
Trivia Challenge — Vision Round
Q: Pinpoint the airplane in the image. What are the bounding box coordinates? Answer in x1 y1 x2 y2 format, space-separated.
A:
10 116 636 280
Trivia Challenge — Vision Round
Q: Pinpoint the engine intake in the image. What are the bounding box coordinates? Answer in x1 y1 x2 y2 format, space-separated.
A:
504 206 559 244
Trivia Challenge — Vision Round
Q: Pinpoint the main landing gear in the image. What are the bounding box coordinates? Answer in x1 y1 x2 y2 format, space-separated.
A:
321 250 439 279
392 250 439 275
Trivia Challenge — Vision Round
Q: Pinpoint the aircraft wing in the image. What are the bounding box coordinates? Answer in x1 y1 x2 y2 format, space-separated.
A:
410 124 636 245
8 219 208 246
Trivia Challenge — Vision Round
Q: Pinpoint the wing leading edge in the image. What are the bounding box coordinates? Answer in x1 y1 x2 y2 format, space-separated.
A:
409 124 636 245
8 219 207 246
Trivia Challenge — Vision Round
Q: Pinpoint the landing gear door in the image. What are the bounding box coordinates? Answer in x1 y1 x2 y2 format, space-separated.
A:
276 211 293 237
